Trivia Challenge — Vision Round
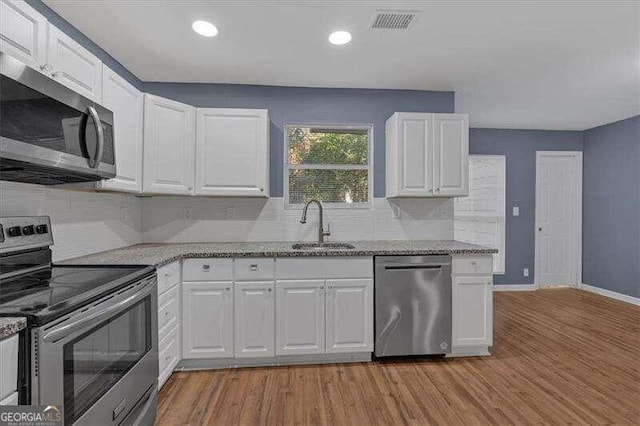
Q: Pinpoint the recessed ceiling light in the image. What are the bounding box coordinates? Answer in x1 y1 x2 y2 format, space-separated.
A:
192 20 218 37
328 30 352 45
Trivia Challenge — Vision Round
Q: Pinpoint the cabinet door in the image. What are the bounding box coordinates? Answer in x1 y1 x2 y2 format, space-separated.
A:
452 275 493 347
0 334 18 402
326 279 373 353
46 24 102 102
143 94 195 195
98 65 143 192
182 281 233 359
433 114 469 196
275 280 325 355
397 113 434 196
234 281 275 358
195 108 269 196
0 0 47 69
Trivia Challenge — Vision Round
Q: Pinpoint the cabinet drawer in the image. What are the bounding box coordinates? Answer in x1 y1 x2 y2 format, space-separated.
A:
158 324 180 387
0 334 18 401
452 256 493 275
276 257 373 279
235 258 275 281
158 284 180 337
183 259 233 281
157 262 180 295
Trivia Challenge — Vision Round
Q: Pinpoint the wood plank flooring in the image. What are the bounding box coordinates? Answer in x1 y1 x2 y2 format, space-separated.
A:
156 289 640 425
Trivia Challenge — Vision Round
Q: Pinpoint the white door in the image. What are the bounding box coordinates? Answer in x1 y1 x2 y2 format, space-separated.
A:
433 114 469 196
182 281 233 359
143 94 195 195
397 113 434 196
275 280 325 355
452 275 493 348
0 0 47 70
46 24 102 102
98 65 143 192
195 108 269 196
234 281 275 358
326 279 373 354
535 151 582 287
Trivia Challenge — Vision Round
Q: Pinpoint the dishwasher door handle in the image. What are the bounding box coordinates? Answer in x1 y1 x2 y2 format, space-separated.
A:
384 265 443 271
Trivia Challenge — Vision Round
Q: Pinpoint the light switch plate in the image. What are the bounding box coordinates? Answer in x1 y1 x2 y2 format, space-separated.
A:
523 268 529 277
512 206 520 216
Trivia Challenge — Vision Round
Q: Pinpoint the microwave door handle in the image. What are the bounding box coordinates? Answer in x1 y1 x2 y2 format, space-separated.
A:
42 285 151 343
87 106 104 169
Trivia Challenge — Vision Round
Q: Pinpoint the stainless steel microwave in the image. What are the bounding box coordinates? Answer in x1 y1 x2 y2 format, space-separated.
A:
0 52 116 184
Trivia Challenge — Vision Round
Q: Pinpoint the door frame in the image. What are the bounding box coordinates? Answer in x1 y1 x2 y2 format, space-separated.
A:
534 151 583 288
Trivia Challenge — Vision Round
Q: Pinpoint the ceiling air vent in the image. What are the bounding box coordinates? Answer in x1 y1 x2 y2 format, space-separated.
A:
371 10 419 30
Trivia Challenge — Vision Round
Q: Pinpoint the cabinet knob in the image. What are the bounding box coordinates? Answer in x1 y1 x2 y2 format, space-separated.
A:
320 286 324 290
225 287 231 291
250 264 258 271
259 188 264 192
188 187 193 191
202 264 210 270
436 187 440 192
267 288 272 292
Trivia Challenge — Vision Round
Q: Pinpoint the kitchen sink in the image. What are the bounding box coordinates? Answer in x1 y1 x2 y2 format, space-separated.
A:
291 242 356 251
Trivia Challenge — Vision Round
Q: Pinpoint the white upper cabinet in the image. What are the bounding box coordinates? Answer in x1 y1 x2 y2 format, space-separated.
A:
46 23 102 102
325 279 373 354
98 65 143 193
433 114 469 196
143 94 195 195
0 0 47 69
195 108 269 197
386 112 468 197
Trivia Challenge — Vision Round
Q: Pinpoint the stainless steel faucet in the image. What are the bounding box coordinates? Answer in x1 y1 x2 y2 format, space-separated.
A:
300 199 331 244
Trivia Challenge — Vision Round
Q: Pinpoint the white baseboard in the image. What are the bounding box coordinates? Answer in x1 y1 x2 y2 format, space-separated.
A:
493 284 536 291
578 283 640 306
176 352 372 371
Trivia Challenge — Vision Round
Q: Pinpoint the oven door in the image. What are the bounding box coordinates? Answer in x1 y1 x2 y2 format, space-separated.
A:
34 276 158 426
0 52 115 184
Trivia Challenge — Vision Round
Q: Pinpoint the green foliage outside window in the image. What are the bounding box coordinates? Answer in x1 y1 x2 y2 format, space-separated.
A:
287 127 370 205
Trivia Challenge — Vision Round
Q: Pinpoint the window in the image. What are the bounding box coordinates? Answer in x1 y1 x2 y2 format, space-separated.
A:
454 155 506 274
284 124 373 208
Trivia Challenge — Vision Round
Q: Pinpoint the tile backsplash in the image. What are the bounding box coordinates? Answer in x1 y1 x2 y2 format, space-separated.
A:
0 182 453 261
142 197 453 243
0 181 143 261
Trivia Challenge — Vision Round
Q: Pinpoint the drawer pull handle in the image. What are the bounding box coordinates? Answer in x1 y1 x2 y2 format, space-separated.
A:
225 287 231 291
202 264 210 270
250 264 258 271
471 261 477 265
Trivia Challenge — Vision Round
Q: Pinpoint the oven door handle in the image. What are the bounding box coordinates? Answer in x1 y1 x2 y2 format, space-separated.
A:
42 286 151 343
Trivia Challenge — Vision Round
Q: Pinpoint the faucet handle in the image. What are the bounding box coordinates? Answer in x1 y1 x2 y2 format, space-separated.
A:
323 222 331 237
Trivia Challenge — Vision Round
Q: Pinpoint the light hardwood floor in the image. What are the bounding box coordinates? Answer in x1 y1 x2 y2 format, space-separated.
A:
157 289 640 425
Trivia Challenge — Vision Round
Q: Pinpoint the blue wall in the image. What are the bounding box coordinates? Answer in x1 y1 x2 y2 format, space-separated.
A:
583 116 640 298
27 0 142 90
469 129 584 285
143 83 454 197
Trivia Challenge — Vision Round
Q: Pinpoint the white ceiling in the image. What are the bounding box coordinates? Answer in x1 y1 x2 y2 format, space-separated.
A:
44 0 640 130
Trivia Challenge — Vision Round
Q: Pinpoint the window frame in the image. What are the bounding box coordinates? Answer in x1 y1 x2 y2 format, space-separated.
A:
283 123 374 210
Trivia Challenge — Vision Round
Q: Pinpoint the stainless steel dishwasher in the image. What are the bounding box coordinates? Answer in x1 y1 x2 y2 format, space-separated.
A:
374 255 452 357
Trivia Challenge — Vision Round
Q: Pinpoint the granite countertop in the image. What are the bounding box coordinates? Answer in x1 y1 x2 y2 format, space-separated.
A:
61 240 497 267
0 317 27 339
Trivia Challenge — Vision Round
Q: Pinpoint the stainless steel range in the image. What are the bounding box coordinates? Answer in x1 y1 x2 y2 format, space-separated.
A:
0 216 158 425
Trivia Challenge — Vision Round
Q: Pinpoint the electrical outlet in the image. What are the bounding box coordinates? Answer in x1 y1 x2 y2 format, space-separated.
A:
512 206 520 216
391 205 401 219
184 207 194 219
226 207 236 220
523 268 529 277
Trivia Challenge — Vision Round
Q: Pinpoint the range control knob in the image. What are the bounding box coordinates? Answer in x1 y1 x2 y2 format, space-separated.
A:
22 225 35 235
7 226 22 237
35 224 48 234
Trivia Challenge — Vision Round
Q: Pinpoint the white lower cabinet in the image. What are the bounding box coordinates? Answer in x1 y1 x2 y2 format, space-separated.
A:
326 279 373 353
234 281 275 358
276 280 325 355
451 255 493 353
0 334 18 404
182 281 233 359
